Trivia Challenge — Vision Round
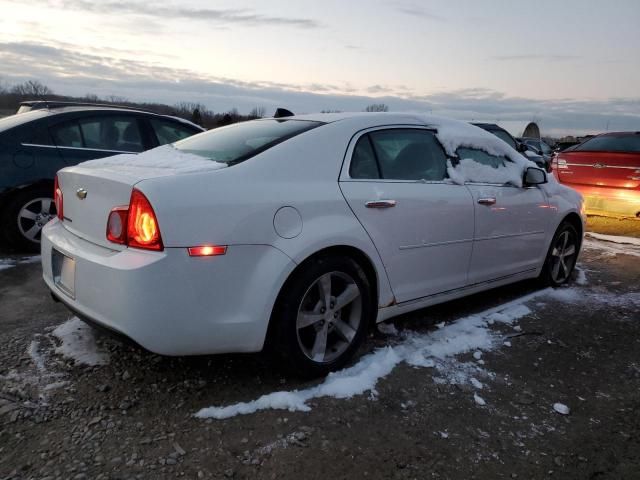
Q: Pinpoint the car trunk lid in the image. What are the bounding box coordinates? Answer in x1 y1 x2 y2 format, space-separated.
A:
556 151 640 190
55 147 228 249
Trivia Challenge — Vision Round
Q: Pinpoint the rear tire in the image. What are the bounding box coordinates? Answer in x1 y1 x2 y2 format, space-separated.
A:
539 221 579 287
0 185 56 252
268 255 374 378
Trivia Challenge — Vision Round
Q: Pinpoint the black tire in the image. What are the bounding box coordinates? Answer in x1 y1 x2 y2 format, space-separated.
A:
0 185 56 253
268 255 374 378
539 221 579 287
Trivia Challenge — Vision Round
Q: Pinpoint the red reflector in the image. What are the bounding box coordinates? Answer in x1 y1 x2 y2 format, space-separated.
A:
188 245 227 257
106 206 128 244
54 175 63 220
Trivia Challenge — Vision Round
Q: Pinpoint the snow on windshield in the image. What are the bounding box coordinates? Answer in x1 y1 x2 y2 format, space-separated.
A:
81 145 227 174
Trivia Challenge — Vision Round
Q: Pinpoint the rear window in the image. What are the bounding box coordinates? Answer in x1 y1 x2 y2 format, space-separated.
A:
174 119 323 165
575 134 640 153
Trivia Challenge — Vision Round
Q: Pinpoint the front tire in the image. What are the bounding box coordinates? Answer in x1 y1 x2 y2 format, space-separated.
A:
269 255 374 378
539 222 579 287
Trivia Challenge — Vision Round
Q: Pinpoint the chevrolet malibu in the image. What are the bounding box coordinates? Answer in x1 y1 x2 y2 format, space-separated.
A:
42 113 584 376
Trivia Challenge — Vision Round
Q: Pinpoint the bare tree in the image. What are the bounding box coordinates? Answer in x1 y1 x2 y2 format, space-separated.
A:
11 80 52 98
364 103 389 112
248 106 266 119
105 95 129 104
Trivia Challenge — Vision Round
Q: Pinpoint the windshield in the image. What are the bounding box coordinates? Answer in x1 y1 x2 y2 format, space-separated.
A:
489 129 517 150
575 134 640 153
174 119 323 165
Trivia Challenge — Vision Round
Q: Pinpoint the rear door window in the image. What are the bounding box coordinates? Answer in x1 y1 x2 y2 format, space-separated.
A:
51 122 83 148
78 116 144 152
350 136 381 179
366 129 448 181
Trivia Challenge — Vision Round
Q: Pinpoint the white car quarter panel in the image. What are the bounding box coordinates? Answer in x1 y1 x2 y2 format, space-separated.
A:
42 219 296 355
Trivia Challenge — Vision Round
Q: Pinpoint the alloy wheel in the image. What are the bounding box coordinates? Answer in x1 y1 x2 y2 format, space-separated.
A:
296 271 363 363
550 230 577 283
17 197 56 243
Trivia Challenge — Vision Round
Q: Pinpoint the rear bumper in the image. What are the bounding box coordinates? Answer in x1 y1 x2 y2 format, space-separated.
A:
41 219 296 355
564 184 640 218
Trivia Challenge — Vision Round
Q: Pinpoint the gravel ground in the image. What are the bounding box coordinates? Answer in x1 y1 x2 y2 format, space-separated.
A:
1 234 639 480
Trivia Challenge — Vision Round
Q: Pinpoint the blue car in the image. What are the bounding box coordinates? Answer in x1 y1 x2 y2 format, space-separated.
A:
0 102 204 251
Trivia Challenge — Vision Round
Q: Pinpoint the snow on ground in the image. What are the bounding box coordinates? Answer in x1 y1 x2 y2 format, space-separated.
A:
52 318 110 366
583 235 640 258
586 232 640 246
195 290 551 420
0 255 41 272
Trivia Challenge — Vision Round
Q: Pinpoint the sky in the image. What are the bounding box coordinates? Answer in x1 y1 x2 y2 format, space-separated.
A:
1 0 639 136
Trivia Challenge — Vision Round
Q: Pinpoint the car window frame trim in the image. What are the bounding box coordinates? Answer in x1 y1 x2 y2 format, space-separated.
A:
20 142 139 155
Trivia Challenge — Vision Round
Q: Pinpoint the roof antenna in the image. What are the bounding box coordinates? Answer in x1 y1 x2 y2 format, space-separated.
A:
274 108 294 118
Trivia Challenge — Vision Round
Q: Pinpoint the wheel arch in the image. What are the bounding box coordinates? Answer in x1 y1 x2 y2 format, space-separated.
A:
266 244 382 345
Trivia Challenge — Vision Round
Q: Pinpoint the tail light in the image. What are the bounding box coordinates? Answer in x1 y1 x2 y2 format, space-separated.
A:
54 175 63 220
106 189 163 251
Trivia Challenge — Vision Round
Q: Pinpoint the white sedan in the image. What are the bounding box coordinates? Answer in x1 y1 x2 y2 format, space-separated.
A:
42 112 584 376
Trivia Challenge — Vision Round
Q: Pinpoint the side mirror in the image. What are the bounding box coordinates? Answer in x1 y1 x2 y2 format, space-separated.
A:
517 143 528 153
524 167 547 186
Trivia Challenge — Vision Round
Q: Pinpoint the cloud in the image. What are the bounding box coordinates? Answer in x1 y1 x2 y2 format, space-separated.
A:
40 0 322 28
1 40 639 136
491 54 582 62
396 4 445 21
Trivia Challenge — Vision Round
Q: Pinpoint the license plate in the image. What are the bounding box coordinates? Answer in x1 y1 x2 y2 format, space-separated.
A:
52 249 76 298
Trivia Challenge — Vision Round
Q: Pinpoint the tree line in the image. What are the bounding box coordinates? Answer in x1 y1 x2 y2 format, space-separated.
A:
0 80 390 128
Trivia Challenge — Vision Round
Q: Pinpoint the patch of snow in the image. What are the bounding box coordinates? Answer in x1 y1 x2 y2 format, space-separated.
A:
439 431 449 439
43 381 69 391
19 255 41 264
80 144 227 174
487 304 531 324
586 232 640 246
0 255 42 272
553 402 570 415
52 318 110 366
503 341 512 347
583 237 640 258
448 157 526 187
474 393 487 406
0 259 14 271
575 268 588 286
470 377 483 389
27 340 47 373
377 322 398 336
473 351 483 360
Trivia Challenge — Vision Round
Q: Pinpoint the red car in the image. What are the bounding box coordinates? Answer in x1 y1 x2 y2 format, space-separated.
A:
552 132 640 218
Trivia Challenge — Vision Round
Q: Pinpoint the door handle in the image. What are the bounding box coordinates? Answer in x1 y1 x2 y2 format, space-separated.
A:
365 200 397 209
477 197 496 206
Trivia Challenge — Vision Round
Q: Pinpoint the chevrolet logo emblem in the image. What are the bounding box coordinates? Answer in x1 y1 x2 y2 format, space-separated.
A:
592 163 606 169
76 188 88 199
